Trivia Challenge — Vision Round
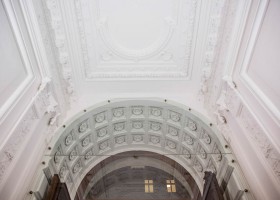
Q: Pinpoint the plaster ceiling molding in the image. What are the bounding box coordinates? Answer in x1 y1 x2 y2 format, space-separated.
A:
132 134 144 143
99 140 109 152
199 0 229 95
131 106 144 116
113 122 126 133
69 146 79 161
44 99 229 197
81 135 91 147
78 119 89 134
84 148 94 161
96 126 108 138
150 107 163 118
167 125 180 138
115 135 126 145
202 0 248 111
166 139 177 150
182 147 192 160
43 0 76 105
112 107 125 120
94 112 106 124
132 121 144 130
150 135 161 145
74 0 199 79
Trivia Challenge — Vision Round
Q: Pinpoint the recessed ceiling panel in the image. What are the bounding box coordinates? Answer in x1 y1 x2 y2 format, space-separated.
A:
75 0 198 79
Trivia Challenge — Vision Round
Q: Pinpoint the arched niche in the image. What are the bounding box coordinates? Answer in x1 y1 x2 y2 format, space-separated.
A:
44 99 230 199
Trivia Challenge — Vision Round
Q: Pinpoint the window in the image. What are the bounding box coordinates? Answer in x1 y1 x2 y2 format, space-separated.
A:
166 180 176 192
144 180 153 193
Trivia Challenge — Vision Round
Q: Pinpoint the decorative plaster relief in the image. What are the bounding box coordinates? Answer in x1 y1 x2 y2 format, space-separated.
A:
188 120 197 131
199 0 228 94
85 149 93 160
168 126 179 137
150 122 161 132
185 134 194 145
132 121 143 129
99 140 109 150
114 122 125 132
44 0 76 105
115 136 125 145
45 101 227 195
0 79 59 184
150 107 162 117
150 136 160 144
65 131 74 146
166 140 177 149
239 106 280 182
74 0 199 79
182 148 191 159
131 106 144 116
169 111 181 122
95 112 106 123
218 83 280 183
78 120 89 133
82 136 90 147
97 127 108 138
133 135 143 142
112 108 124 118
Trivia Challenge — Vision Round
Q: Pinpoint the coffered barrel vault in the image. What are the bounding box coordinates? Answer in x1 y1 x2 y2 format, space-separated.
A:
42 99 244 199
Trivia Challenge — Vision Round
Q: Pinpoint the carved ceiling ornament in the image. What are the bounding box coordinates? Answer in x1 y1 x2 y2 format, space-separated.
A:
113 108 124 118
150 135 160 144
132 121 143 129
185 134 194 145
115 136 125 144
182 148 191 159
114 122 125 132
97 127 107 138
73 0 199 79
79 120 88 133
69 148 78 161
65 132 73 146
85 150 93 160
170 111 181 122
46 100 231 196
82 136 90 147
132 107 143 115
150 122 161 131
151 107 162 117
168 126 179 136
72 160 81 174
133 135 143 142
95 112 105 123
99 140 108 150
188 120 197 131
166 140 176 149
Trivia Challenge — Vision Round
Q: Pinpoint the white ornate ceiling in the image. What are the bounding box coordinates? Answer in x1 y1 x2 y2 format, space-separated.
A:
40 0 230 107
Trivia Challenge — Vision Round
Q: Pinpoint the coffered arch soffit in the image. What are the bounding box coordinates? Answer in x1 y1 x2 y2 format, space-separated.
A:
46 99 230 198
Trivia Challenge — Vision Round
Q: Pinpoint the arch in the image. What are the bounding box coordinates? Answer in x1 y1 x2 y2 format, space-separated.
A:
76 151 200 199
44 99 230 199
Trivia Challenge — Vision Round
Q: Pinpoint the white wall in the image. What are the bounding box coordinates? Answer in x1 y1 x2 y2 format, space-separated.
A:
0 0 62 199
205 0 280 199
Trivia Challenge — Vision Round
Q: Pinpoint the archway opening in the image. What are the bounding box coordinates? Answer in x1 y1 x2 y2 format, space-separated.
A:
75 151 201 200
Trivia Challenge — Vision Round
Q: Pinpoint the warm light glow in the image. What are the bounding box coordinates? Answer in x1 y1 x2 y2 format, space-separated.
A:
144 180 154 193
166 180 176 192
